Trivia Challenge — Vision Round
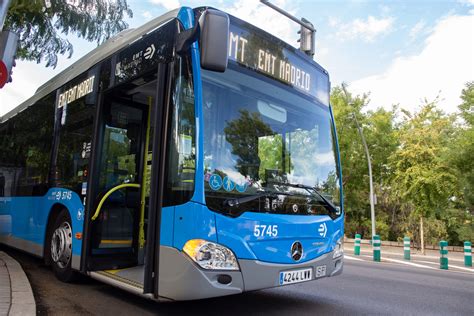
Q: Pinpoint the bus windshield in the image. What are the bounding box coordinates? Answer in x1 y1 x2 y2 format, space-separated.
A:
203 64 340 217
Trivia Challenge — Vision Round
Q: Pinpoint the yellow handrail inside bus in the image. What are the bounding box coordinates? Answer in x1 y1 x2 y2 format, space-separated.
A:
91 183 140 221
138 97 152 249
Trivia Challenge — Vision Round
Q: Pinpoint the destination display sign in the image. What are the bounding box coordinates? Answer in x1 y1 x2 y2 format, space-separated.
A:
228 19 329 105
114 21 175 84
57 76 95 108
55 66 99 109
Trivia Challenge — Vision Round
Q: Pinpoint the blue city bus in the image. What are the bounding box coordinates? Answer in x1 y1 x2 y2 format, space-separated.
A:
0 6 344 300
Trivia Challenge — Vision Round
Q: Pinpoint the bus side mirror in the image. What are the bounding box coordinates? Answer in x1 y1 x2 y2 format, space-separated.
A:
199 9 229 72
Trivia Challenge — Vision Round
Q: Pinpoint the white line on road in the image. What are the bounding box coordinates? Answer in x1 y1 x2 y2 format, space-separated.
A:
406 259 474 274
344 255 364 261
413 259 474 272
345 253 474 276
445 265 474 273
412 259 441 266
382 258 436 269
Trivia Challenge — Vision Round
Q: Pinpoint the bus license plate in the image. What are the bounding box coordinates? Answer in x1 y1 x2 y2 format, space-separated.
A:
279 268 312 285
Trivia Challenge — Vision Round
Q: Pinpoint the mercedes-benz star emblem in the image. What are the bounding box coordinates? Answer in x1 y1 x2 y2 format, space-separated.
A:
291 241 303 261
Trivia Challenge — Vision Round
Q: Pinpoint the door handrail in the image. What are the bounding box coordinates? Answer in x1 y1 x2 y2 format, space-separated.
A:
91 183 141 221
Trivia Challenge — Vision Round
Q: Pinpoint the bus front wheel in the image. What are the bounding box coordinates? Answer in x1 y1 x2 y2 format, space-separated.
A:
49 209 77 282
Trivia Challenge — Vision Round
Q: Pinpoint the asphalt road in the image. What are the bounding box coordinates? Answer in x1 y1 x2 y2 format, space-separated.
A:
2 245 473 316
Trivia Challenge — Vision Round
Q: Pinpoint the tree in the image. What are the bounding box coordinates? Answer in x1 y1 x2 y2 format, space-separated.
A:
451 82 474 212
332 84 472 246
4 0 133 67
389 101 457 253
458 81 474 126
331 86 399 240
364 107 400 239
331 86 372 237
444 82 474 244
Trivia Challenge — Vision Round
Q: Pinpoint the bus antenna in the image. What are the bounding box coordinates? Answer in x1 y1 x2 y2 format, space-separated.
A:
259 0 316 57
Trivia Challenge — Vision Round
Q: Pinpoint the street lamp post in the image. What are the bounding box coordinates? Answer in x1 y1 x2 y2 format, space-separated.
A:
353 111 376 238
342 84 376 238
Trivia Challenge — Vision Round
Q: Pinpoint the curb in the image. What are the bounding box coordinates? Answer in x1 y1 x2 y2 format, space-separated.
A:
344 237 466 253
0 252 36 316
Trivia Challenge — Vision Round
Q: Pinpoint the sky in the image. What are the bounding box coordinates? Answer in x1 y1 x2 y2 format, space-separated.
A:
1 0 473 116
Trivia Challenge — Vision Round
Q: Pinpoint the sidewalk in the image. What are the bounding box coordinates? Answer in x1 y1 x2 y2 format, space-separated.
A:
0 252 36 316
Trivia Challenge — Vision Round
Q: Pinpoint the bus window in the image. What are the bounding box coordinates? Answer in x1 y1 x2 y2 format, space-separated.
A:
53 97 95 195
164 55 196 206
99 103 142 192
0 93 55 197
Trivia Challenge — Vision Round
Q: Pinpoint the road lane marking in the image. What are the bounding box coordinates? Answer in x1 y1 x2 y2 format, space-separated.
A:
345 253 474 275
412 259 440 266
344 255 364 261
406 258 472 273
445 265 474 272
382 258 435 269
359 256 440 267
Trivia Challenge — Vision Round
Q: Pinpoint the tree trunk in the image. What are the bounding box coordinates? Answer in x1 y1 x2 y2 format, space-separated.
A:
420 216 425 255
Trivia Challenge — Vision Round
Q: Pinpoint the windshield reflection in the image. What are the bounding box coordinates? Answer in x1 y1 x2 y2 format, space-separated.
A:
202 65 340 217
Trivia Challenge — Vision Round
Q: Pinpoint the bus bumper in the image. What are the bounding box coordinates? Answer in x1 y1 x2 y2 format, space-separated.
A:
158 246 343 301
239 251 343 291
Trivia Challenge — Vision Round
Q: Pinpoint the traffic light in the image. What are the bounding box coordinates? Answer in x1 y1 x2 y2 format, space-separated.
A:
297 18 315 57
0 30 18 88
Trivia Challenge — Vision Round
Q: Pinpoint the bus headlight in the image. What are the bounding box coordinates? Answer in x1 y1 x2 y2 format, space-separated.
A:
183 239 239 271
333 239 344 259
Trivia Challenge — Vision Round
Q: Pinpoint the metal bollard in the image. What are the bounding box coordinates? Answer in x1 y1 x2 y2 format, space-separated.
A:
354 234 361 255
404 236 410 260
373 235 381 262
465 241 472 267
439 240 448 270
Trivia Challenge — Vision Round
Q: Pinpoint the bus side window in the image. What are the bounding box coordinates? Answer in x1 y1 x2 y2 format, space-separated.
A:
54 98 95 195
0 93 55 197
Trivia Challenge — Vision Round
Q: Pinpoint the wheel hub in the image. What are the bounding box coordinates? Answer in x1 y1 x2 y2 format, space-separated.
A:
51 222 72 269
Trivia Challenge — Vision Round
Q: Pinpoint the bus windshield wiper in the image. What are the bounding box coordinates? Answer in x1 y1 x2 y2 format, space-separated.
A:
223 191 274 207
268 181 338 211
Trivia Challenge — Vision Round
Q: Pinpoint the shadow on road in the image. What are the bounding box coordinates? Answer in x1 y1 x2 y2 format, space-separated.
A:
98 284 342 316
2 244 346 315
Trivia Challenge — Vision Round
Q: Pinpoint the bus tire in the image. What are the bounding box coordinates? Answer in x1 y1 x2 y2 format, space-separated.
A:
48 209 77 282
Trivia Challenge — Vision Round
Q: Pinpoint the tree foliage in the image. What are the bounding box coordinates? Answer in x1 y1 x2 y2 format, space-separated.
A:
5 0 133 67
331 86 399 239
331 87 369 235
445 82 474 243
451 82 474 211
390 103 457 219
332 83 474 246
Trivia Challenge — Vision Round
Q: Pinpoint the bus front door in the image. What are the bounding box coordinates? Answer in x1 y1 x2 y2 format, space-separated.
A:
86 80 156 272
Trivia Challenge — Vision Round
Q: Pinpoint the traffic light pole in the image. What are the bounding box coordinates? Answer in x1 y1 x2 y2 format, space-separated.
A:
259 0 316 57
0 0 18 88
0 30 18 88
